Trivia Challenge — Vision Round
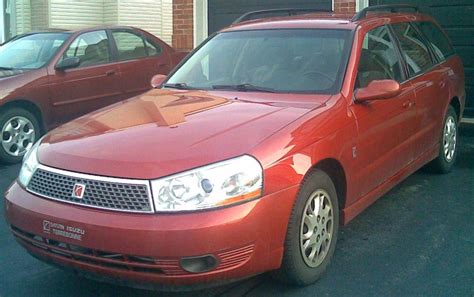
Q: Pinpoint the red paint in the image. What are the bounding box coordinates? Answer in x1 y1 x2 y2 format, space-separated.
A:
0 26 186 130
5 13 465 288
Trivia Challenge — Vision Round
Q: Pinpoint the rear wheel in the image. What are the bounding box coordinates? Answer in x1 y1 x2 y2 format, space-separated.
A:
428 105 458 173
273 170 339 286
0 107 41 164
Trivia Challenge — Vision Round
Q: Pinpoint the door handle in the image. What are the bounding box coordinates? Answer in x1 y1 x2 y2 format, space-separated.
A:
403 101 414 108
105 70 116 76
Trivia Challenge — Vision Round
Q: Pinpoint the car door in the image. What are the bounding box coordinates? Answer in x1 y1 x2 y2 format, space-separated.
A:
350 25 417 197
48 30 121 124
110 29 171 99
392 22 453 159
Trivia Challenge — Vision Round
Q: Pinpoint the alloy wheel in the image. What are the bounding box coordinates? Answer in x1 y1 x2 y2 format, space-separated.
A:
443 115 456 162
1 116 36 157
300 189 334 268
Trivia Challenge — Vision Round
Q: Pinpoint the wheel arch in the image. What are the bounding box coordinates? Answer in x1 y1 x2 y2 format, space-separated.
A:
449 96 461 121
309 158 347 213
0 99 46 133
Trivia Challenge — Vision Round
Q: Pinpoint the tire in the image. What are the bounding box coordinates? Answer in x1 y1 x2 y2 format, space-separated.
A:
0 107 41 164
428 105 458 174
273 169 339 286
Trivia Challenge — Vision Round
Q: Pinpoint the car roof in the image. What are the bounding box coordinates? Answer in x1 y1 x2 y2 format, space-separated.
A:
223 11 436 32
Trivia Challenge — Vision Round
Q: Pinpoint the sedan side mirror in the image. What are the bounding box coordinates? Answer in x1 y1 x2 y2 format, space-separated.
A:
55 57 81 71
355 79 401 102
151 74 167 88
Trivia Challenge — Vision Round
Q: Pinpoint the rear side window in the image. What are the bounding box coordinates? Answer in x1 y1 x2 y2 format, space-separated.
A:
416 21 454 61
356 26 403 89
145 39 163 56
112 31 147 61
391 22 434 77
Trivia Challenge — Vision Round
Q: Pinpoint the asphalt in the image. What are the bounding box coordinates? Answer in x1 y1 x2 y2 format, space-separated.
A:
1 124 473 297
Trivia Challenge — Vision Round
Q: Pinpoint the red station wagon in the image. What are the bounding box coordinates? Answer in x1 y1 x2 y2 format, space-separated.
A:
5 5 465 290
0 26 185 163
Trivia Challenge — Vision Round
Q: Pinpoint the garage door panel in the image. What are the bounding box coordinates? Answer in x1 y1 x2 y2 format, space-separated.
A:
429 5 474 27
444 28 474 47
208 0 331 34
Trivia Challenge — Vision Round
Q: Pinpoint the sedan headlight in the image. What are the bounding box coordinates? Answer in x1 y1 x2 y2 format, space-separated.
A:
18 138 41 187
151 155 263 211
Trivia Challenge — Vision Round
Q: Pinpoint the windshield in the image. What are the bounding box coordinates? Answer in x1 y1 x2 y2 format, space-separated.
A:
0 33 70 70
166 29 352 93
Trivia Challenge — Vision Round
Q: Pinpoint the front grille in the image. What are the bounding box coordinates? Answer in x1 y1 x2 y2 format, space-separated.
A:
12 226 255 276
27 166 153 213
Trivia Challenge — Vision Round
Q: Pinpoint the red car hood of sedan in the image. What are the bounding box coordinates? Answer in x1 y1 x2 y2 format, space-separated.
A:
38 89 330 179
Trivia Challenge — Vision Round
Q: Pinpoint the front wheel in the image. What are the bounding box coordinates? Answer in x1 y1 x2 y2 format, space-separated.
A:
428 105 458 173
273 170 339 286
0 107 41 164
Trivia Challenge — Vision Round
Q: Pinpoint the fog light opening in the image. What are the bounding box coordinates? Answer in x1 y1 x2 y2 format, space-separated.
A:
180 255 218 273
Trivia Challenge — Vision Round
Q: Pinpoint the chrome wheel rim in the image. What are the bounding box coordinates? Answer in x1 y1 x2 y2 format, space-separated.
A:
1 116 36 157
300 189 334 268
443 116 456 162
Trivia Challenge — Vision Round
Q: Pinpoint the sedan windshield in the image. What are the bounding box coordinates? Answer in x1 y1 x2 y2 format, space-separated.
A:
166 29 352 94
0 33 70 70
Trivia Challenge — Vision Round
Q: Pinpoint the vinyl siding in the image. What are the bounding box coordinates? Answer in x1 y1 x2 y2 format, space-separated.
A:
31 0 49 30
49 0 105 29
15 0 32 34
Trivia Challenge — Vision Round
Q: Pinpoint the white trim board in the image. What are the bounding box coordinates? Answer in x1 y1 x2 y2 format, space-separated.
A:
193 0 208 48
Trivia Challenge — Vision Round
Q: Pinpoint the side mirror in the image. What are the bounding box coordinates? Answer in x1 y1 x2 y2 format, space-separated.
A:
355 79 401 102
151 74 167 88
55 57 80 71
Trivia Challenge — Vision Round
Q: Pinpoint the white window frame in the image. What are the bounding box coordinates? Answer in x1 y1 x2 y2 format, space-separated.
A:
193 0 208 48
356 0 369 12
0 0 4 43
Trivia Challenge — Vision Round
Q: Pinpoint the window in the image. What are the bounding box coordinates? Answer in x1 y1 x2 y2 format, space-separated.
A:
167 29 352 94
391 22 434 77
416 21 454 61
0 33 69 69
112 31 147 61
145 39 162 56
356 26 403 89
63 30 110 67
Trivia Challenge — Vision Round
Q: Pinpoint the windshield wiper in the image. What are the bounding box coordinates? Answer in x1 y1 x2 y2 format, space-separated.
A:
0 66 14 70
212 83 276 93
163 83 194 90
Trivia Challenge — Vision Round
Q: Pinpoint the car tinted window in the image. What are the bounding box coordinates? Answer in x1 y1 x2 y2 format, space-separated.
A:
391 22 434 77
416 21 454 61
113 31 147 60
145 39 162 56
167 29 352 94
63 30 110 67
356 26 403 89
0 33 69 69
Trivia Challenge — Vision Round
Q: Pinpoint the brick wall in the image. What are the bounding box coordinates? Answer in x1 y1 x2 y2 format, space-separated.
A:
334 0 357 16
172 0 194 51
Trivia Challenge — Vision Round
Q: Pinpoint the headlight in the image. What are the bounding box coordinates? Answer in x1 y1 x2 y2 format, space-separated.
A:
151 155 263 211
18 138 41 187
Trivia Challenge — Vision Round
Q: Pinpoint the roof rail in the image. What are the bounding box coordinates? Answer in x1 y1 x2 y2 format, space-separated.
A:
352 4 420 21
232 8 333 25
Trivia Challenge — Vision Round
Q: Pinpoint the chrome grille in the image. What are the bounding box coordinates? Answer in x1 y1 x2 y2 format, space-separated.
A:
27 165 154 213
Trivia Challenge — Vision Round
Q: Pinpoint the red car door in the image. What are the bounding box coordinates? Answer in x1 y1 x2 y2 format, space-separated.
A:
350 25 417 197
48 30 121 124
392 21 455 159
110 29 172 99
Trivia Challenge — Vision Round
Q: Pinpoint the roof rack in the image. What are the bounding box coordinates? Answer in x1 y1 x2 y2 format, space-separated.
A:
352 4 420 21
232 8 333 25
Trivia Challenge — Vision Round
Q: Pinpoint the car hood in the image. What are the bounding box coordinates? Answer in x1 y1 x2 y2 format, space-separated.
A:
38 89 330 179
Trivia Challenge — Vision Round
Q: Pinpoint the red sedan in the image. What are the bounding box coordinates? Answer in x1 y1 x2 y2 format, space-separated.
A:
5 6 465 290
0 26 185 163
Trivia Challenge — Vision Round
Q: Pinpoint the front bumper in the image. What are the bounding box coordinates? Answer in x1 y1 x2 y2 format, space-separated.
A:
5 181 298 289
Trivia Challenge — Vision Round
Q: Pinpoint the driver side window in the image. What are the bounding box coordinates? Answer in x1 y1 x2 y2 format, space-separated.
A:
357 26 403 89
63 30 110 68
